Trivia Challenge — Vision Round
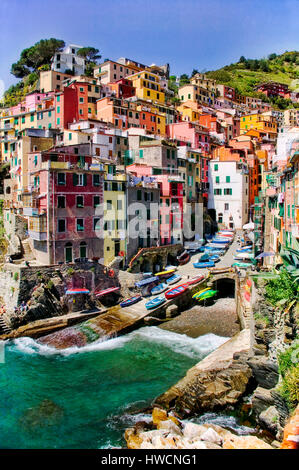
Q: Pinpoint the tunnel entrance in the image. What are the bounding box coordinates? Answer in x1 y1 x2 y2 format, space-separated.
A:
211 277 235 298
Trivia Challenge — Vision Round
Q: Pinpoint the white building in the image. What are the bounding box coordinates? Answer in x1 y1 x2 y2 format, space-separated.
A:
208 159 249 229
51 44 86 76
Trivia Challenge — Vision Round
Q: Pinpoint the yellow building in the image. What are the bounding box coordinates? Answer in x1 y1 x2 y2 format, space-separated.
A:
240 113 277 138
177 101 201 122
103 166 127 266
128 70 165 104
178 84 215 106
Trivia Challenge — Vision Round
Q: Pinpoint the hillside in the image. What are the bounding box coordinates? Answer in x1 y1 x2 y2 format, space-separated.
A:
206 51 299 108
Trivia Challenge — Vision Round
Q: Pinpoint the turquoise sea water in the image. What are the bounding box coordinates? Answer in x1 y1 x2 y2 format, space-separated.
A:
0 327 228 449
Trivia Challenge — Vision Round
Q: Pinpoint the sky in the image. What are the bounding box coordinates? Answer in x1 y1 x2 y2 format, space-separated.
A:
0 0 298 97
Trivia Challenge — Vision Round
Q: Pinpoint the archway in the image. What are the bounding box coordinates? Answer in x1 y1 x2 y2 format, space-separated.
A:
210 277 235 298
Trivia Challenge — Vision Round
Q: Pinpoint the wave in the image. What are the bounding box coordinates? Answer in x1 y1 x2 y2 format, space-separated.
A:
11 326 229 359
131 326 229 359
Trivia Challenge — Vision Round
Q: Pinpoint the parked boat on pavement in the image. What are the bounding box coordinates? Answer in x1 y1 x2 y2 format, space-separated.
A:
145 296 166 310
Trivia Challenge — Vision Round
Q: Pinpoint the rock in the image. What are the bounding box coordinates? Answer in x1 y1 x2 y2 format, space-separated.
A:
280 405 299 449
247 356 279 389
252 387 275 416
157 419 182 435
259 406 280 435
200 427 223 446
183 422 207 440
155 330 253 415
152 407 168 426
223 435 273 449
125 427 143 449
165 304 178 319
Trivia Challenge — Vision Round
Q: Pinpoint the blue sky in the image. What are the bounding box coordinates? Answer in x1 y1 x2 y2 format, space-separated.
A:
0 0 298 96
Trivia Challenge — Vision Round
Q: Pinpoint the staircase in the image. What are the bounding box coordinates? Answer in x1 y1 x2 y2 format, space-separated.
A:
21 239 35 261
0 316 11 335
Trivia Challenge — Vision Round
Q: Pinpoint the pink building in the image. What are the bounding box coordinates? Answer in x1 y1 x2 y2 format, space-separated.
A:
166 122 210 153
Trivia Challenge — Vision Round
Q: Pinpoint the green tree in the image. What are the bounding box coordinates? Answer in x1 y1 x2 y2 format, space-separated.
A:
11 38 65 77
239 56 246 63
179 74 190 86
77 47 101 63
191 69 199 77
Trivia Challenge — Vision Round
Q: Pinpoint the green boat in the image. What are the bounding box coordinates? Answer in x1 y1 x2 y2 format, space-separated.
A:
195 289 217 302
231 262 255 269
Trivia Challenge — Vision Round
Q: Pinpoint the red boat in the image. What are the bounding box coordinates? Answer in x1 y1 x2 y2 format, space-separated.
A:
186 275 205 286
178 252 190 265
165 284 188 299
94 286 120 297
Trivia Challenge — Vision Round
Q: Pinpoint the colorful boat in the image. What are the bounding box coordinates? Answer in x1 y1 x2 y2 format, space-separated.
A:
156 269 176 277
209 255 220 262
192 287 211 299
94 287 119 297
164 265 177 272
199 253 210 262
166 274 182 285
204 249 224 256
196 289 217 302
236 247 252 253
193 261 215 268
186 275 205 286
120 296 142 308
165 284 188 300
232 262 254 269
135 276 159 288
151 283 168 295
145 296 166 310
66 288 91 295
178 253 190 265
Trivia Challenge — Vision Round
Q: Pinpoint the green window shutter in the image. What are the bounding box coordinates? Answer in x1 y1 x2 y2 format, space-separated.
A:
73 174 78 186
216 176 219 183
214 164 218 171
57 118 60 125
57 95 60 102
69 133 72 140
83 174 87 186
139 149 143 158
48 111 51 117
226 176 230 182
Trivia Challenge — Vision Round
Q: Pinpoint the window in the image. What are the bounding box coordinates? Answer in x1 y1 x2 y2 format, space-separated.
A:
215 176 220 184
117 199 122 210
94 196 101 207
57 196 65 208
57 106 60 114
139 149 143 159
224 188 232 195
30 114 34 122
76 195 84 208
224 203 229 211
79 97 84 103
57 173 66 185
226 176 230 183
93 218 101 231
57 118 60 125
58 219 66 232
106 200 113 211
79 87 84 92
137 190 142 201
76 219 84 231
57 95 60 102
214 164 218 171
73 173 87 186
214 189 222 195
68 133 72 140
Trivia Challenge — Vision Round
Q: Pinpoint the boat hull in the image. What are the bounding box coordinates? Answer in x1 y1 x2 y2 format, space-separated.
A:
193 261 215 268
145 296 166 310
120 296 142 308
165 285 188 299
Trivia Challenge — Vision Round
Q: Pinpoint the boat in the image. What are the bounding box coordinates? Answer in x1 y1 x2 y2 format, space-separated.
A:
193 261 215 268
178 253 190 265
177 250 188 261
232 261 255 269
212 238 231 244
233 252 254 260
236 247 252 253
151 283 168 295
142 272 153 278
120 296 142 308
209 255 220 262
166 274 182 285
145 296 166 310
192 287 211 299
156 269 176 277
94 286 119 297
204 249 225 256
209 266 235 274
135 276 159 288
186 275 205 286
198 253 210 262
196 289 217 302
164 265 177 272
66 288 91 295
165 284 188 300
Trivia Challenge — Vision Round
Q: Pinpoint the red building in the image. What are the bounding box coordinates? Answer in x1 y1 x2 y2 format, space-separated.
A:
257 82 289 98
24 146 104 264
55 82 89 129
108 78 135 99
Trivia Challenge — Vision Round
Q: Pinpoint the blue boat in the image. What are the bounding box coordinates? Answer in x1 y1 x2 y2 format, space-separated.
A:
212 239 231 244
166 274 182 285
199 253 210 262
145 296 166 310
151 283 168 295
135 276 159 288
120 296 142 308
193 261 215 268
205 249 224 256
209 255 220 262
